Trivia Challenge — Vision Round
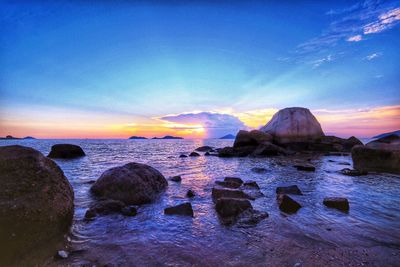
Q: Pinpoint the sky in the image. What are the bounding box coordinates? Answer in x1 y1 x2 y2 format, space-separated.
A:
0 0 399 139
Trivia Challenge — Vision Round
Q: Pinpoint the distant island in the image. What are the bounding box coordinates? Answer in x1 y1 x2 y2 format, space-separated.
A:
219 134 236 139
128 136 147 139
152 135 183 140
0 135 36 140
373 130 400 139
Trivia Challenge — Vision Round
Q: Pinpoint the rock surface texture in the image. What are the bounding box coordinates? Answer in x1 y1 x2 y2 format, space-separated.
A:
91 162 168 205
0 145 74 265
47 144 86 159
352 135 400 174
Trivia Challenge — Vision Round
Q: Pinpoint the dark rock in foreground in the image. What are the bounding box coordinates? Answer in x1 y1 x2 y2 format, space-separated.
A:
340 168 367 176
47 144 85 159
243 181 260 189
212 188 253 203
0 145 74 264
294 164 315 172
216 177 243 189
179 154 188 158
276 185 303 195
164 203 194 217
352 135 400 174
170 175 182 182
195 146 214 152
277 194 302 213
215 198 252 219
234 130 273 148
186 189 195 198
90 162 167 205
323 197 349 212
84 199 126 219
189 152 200 157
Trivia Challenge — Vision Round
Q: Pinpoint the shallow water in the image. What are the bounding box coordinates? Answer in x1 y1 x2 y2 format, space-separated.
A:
2 139 400 266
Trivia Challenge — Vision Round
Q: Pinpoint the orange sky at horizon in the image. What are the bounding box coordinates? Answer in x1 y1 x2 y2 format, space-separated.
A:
1 105 399 139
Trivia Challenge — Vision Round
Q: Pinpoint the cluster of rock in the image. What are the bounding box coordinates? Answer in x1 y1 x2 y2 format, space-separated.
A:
352 134 400 174
0 146 74 265
218 108 362 158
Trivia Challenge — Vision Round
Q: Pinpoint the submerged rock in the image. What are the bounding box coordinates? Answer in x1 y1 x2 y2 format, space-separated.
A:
243 181 260 189
352 135 400 174
0 145 74 264
179 154 188 158
215 198 252 219
323 197 349 212
186 189 195 198
170 175 182 182
189 152 200 157
277 194 302 213
251 167 268 174
340 168 367 176
294 164 316 172
164 203 194 217
260 107 324 144
195 146 214 152
47 144 85 159
90 162 167 205
212 188 253 203
276 185 303 195
84 199 125 219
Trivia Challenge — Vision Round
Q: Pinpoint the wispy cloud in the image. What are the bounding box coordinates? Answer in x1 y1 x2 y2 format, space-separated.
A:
347 34 363 42
365 52 382 60
364 7 400 34
312 55 333 68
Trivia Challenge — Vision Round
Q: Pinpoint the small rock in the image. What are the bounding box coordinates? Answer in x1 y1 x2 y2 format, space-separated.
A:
121 206 137 216
243 181 260 189
215 180 241 189
236 210 269 226
179 154 188 158
340 168 367 176
84 199 125 219
186 189 195 198
294 164 315 171
251 167 268 174
195 146 214 152
56 250 69 259
215 197 253 218
170 175 182 182
205 152 211 156
276 185 303 195
212 188 253 203
189 152 200 157
323 197 349 212
47 144 86 159
164 202 194 217
277 194 302 213
224 177 243 184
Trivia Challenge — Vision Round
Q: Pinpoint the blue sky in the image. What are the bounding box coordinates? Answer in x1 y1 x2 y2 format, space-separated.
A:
0 0 399 138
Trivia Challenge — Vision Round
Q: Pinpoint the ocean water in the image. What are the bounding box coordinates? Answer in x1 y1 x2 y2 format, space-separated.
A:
1 139 400 266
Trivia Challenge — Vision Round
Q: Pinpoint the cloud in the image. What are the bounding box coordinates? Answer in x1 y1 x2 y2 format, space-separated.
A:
312 55 333 68
363 7 400 34
347 34 363 42
159 112 247 138
365 52 382 60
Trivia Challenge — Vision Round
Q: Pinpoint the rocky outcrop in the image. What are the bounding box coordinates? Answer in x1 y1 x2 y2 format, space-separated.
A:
195 146 214 152
47 144 86 159
261 107 324 143
323 197 349 212
352 135 400 174
0 145 74 264
233 130 273 148
90 162 167 205
164 203 194 217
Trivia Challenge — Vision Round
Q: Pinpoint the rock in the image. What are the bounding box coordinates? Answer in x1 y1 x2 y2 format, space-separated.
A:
0 146 74 264
215 180 242 189
236 210 269 226
251 167 268 174
189 152 200 157
90 162 167 205
179 154 188 158
323 197 349 212
340 168 367 176
121 206 138 216
205 152 210 156
243 181 260 189
186 190 195 198
260 107 324 144
84 199 125 219
215 198 253 219
276 185 303 195
251 142 287 157
224 177 243 185
343 136 363 150
195 146 214 152
218 146 255 157
294 164 315 171
366 134 400 150
325 152 349 156
56 250 69 259
164 203 194 217
212 188 253 203
170 175 182 182
352 144 400 174
47 144 85 159
277 194 302 213
243 187 264 199
233 130 273 148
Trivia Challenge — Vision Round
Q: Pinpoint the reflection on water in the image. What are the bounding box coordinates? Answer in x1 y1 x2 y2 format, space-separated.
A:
1 139 400 266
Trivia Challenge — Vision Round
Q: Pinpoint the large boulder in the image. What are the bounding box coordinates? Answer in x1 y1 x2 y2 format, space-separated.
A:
0 145 74 264
47 144 85 159
233 130 272 148
260 107 324 143
90 162 168 205
352 135 400 174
